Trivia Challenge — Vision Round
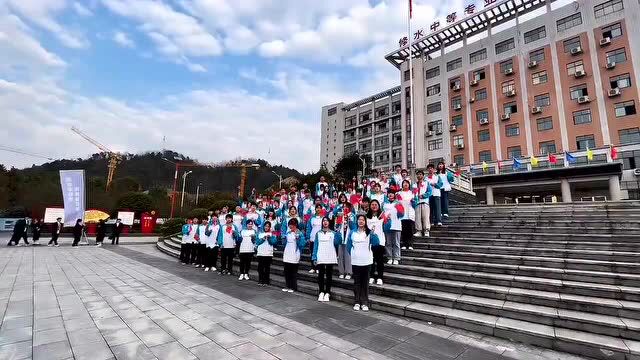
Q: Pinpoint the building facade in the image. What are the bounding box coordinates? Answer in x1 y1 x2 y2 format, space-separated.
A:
321 87 404 172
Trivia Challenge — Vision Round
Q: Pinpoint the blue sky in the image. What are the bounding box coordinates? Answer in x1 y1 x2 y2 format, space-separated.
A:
0 0 456 172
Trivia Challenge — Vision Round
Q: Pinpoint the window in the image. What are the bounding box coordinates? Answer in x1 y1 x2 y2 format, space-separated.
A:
615 101 636 117
610 73 631 89
621 150 640 170
475 88 488 101
392 117 401 130
502 80 515 94
451 97 462 110
567 60 585 76
478 129 491 142
344 130 356 142
532 71 548 85
392 132 402 146
427 84 441 96
557 13 582 32
360 111 371 123
529 48 545 63
537 117 554 131
606 48 627 64
392 148 402 162
375 105 389 119
619 128 640 144
427 120 443 134
447 58 463 71
344 144 356 155
359 140 372 152
479 150 492 162
470 49 487 64
507 146 522 159
327 107 337 116
573 109 592 124
452 115 464 127
359 125 373 136
539 141 557 154
472 69 486 81
576 135 595 150
450 78 461 89
602 22 622 39
375 121 389 133
404 70 411 81
428 139 443 150
392 101 401 114
504 101 518 115
496 38 515 54
453 154 465 166
477 109 489 121
535 94 551 108
427 102 442 114
594 0 624 18
505 124 520 137
426 66 440 79
375 152 390 165
453 135 464 148
500 59 514 73
375 136 390 149
524 26 546 44
570 84 588 100
563 37 582 53
345 116 356 127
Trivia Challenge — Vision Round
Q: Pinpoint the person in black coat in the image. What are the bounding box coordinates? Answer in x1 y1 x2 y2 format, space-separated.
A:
72 219 83 247
31 219 42 243
8 218 29 246
111 219 123 245
95 219 106 247
48 218 62 247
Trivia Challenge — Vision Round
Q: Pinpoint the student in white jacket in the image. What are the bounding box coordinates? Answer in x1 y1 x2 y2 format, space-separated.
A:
347 215 380 312
238 220 257 281
312 217 342 302
256 221 278 286
202 217 220 272
281 218 307 293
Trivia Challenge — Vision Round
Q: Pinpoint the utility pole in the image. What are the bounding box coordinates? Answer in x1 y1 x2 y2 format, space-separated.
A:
195 183 201 206
271 171 283 190
180 170 192 212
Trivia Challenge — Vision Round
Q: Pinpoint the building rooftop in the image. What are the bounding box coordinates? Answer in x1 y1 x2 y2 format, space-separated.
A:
343 86 401 111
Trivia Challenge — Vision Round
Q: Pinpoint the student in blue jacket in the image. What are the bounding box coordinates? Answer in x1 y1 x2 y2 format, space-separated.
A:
216 214 241 275
437 161 456 219
426 164 444 227
256 221 279 286
312 217 342 302
281 218 307 293
347 215 380 312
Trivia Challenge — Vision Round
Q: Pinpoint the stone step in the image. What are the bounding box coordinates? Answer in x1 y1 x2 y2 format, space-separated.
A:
442 220 640 230
445 216 640 224
425 230 640 243
432 224 640 235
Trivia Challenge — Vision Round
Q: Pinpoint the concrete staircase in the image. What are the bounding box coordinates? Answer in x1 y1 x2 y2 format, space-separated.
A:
157 202 640 360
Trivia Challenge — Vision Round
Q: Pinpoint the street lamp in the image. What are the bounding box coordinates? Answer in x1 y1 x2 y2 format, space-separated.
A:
358 153 366 181
181 170 193 211
271 170 283 190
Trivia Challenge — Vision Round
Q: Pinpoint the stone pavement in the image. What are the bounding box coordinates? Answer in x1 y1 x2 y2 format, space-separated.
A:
0 244 587 360
0 233 159 246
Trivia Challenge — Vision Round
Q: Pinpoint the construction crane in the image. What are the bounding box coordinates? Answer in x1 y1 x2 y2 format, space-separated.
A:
70 126 122 191
225 162 260 199
0 146 55 161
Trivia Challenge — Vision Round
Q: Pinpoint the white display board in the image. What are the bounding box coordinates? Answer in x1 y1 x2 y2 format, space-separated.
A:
44 208 66 224
117 211 135 226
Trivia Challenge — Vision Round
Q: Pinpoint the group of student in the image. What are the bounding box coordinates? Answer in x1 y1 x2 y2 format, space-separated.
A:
179 161 456 311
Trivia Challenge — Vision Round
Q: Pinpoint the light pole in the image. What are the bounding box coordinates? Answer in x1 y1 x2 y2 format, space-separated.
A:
180 170 193 212
195 183 201 206
358 154 366 181
271 170 283 190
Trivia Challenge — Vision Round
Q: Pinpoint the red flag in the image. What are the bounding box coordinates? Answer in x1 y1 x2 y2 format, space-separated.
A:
409 0 413 18
454 170 461 177
497 160 502 169
549 153 557 164
611 146 619 160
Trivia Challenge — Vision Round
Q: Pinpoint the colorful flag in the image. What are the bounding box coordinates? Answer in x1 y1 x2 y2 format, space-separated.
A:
565 151 577 164
530 156 538 167
549 153 557 164
454 169 462 177
512 158 522 170
482 161 488 172
611 146 618 160
587 147 594 161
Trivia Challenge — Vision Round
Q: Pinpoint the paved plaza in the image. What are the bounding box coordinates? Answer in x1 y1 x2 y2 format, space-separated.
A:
0 244 588 360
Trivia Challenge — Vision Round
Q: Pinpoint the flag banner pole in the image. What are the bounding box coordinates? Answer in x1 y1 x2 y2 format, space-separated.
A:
408 0 416 175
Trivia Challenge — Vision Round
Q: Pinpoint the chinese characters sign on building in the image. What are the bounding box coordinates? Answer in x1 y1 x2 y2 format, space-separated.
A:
59 170 86 226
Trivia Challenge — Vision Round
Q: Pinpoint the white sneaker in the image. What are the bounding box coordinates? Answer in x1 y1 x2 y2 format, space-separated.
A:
393 260 399 265
408 247 414 250
361 305 369 312
47 244 52 247
376 279 383 285
309 269 315 273
424 231 429 237
287 289 294 293
282 288 289 292
345 275 351 280
244 274 250 280
204 267 210 272
353 304 360 311
211 267 217 272
369 278 374 284
318 293 325 302
401 246 406 250
386 260 393 265
443 214 449 218
54 244 59 247
413 232 421 237
238 275 244 280
323 293 330 302
437 222 443 226
339 274 345 279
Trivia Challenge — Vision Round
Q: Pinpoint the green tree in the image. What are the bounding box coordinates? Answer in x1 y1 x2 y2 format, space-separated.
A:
333 153 372 182
115 192 153 215
111 177 141 194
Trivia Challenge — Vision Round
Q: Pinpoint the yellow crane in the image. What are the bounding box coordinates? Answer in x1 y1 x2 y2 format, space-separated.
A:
70 126 122 191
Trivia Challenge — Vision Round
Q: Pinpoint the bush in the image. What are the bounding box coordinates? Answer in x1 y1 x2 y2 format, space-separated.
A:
186 208 209 220
115 192 153 214
159 218 185 237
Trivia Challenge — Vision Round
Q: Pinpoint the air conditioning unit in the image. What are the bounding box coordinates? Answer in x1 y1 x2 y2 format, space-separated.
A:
470 79 479 86
574 69 586 78
479 118 489 125
528 60 538 68
506 90 516 97
453 103 462 110
450 124 457 132
452 84 461 91
469 97 476 103
600 37 611 46
577 96 591 104
501 113 511 121
456 143 465 149
634 168 640 176
606 62 616 69
504 68 514 75
570 46 583 55
426 130 434 137
531 106 543 114
608 88 621 97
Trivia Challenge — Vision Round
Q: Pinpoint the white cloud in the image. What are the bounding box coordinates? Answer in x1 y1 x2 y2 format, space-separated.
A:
113 31 135 48
73 2 93 17
258 40 286 57
0 14 67 70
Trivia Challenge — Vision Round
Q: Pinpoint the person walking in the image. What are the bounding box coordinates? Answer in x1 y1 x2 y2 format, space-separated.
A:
48 217 62 247
95 219 107 247
31 219 42 245
312 217 341 302
111 219 123 245
8 217 29 246
348 215 380 311
72 219 83 247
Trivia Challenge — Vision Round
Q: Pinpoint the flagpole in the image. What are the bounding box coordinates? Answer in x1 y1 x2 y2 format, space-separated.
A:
408 0 416 176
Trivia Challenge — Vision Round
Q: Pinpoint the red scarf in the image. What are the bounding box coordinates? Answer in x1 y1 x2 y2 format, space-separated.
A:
225 224 233 234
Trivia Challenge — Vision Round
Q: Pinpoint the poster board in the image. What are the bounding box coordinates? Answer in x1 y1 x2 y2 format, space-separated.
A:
44 208 65 224
117 211 135 226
